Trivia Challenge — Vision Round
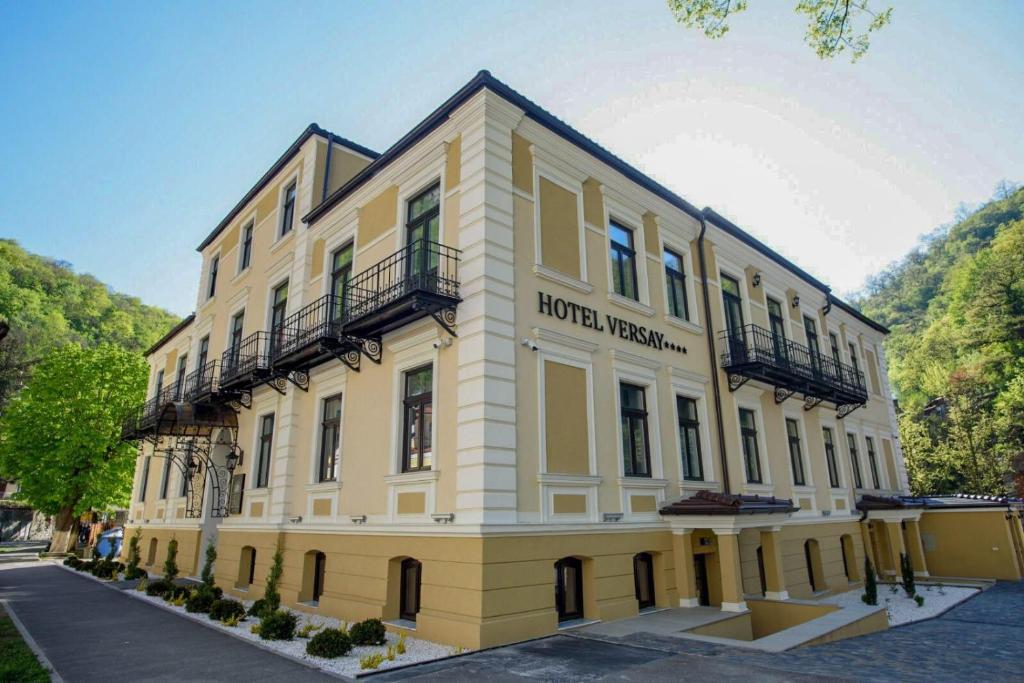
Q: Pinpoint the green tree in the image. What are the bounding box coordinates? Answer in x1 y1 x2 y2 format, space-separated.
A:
163 537 179 582
666 0 893 61
201 540 217 587
0 344 147 553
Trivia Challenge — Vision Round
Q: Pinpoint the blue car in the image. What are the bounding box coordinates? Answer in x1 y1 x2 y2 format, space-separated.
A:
95 527 123 559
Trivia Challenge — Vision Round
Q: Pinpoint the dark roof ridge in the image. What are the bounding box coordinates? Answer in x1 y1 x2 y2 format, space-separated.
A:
195 123 380 252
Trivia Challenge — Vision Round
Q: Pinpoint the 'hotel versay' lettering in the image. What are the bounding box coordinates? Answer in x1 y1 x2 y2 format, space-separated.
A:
537 291 685 354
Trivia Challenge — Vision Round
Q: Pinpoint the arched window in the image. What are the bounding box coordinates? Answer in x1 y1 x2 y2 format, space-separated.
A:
301 550 328 604
554 557 584 622
633 553 655 610
146 538 158 566
840 534 859 581
236 546 256 589
400 558 422 621
804 539 823 593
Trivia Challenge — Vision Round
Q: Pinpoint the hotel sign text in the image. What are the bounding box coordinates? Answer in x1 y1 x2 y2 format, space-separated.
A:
538 291 686 354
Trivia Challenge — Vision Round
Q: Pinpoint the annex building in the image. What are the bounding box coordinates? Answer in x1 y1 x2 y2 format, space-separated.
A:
122 71 1024 648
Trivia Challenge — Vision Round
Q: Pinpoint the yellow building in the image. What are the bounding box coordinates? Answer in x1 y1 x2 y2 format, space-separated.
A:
121 71 1024 649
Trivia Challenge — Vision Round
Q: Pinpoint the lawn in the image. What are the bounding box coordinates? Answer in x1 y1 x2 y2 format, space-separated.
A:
0 607 50 683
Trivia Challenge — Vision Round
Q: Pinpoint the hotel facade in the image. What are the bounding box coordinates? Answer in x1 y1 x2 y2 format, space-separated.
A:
122 71 1024 648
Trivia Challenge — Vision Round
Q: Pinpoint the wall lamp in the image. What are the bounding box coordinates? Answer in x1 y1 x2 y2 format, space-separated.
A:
602 513 623 523
431 513 455 524
288 515 303 524
791 294 801 308
521 338 539 352
751 272 761 288
350 515 367 524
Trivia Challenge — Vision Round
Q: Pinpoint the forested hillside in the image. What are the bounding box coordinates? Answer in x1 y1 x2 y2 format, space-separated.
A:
0 239 180 406
855 185 1024 496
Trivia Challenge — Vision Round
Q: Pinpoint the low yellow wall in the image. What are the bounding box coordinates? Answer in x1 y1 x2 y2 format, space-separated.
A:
747 599 837 639
688 613 753 641
919 510 1022 581
123 526 203 577
800 608 888 647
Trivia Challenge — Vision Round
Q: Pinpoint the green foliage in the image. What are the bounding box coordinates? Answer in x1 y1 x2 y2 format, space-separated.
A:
258 546 284 618
900 553 916 597
666 0 892 61
297 621 324 638
914 594 925 607
91 560 118 580
185 584 222 613
359 652 384 670
306 628 353 658
247 599 269 618
0 239 179 408
0 344 148 545
163 537 179 582
861 557 877 606
200 541 217 587
125 528 142 577
209 599 246 623
857 186 1024 496
0 612 51 683
258 610 297 641
349 618 387 646
145 579 173 597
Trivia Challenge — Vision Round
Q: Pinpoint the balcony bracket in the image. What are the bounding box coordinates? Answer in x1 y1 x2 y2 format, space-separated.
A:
773 387 797 404
326 344 361 373
836 402 864 419
267 374 289 395
287 370 310 392
727 374 751 392
803 395 824 411
353 336 383 365
428 306 459 338
238 391 253 410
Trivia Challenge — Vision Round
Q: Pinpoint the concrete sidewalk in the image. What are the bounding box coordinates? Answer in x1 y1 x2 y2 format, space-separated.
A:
0 564 334 682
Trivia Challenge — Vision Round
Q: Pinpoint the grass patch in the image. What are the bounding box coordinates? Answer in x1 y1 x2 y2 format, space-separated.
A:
0 608 50 683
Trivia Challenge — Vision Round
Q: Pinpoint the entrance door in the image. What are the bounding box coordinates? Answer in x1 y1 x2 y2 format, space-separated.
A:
554 557 584 622
693 554 710 607
633 553 655 610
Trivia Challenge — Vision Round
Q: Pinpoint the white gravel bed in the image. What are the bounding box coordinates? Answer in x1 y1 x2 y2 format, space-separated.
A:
128 587 460 677
821 582 979 626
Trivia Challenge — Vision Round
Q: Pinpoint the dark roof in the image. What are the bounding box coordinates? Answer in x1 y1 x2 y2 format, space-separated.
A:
144 313 195 357
302 71 888 335
857 493 1017 512
196 124 379 252
659 490 799 516
827 295 890 334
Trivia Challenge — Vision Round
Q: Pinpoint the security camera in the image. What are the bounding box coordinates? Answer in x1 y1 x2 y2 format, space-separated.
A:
433 337 453 350
521 338 539 352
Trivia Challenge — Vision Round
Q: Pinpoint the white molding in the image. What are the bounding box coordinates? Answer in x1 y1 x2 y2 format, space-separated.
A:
532 327 600 355
532 264 594 294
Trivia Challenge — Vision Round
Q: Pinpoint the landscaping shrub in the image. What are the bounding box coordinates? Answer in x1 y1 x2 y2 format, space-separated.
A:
305 628 352 658
145 579 174 597
185 586 217 613
349 618 387 646
124 528 142 577
247 599 268 618
914 594 925 607
124 566 147 580
861 557 878 606
77 560 96 573
63 557 81 568
92 560 118 580
200 541 217 588
359 652 383 670
166 585 191 602
163 537 179 582
900 552 916 597
262 547 284 617
208 599 246 623
258 610 297 641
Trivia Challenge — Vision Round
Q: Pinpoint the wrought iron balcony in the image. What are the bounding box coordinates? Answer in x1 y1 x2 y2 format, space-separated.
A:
719 324 867 415
182 360 220 404
220 331 275 392
340 239 460 339
267 293 355 377
121 380 180 440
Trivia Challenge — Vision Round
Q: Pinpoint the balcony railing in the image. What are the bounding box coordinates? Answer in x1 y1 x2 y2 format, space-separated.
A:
182 360 219 403
719 324 867 407
340 239 460 337
220 331 275 389
268 294 345 367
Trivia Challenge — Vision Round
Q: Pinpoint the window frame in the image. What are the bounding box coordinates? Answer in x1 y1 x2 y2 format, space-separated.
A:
139 456 150 503
329 242 354 321
317 394 343 483
239 220 254 272
663 247 689 321
865 435 881 489
159 454 172 500
255 413 275 489
738 407 763 484
823 426 841 488
399 558 423 622
401 365 434 473
619 382 652 478
609 220 640 301
676 395 703 481
196 336 210 372
847 432 864 489
279 180 297 237
785 417 806 487
207 254 219 300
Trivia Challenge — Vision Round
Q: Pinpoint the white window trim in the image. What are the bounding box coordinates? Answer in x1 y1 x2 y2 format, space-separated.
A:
659 231 701 329
611 361 664 481
531 154 588 285
819 418 844 490
236 214 257 275
733 395 771 490
395 168 445 252
763 284 792 340
265 276 291 332
226 305 247 352
249 408 277 491
204 250 222 303
782 408 814 489
863 430 886 490
308 369 348 487
844 427 867 492
714 252 754 335
671 376 716 488
604 191 650 308
388 340 441 477
277 171 300 241
320 234 357 298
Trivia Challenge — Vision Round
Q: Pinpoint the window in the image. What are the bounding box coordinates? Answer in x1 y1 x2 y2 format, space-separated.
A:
620 383 651 477
829 332 842 369
739 408 762 483
175 355 188 398
400 558 422 621
229 310 245 358
767 297 787 362
786 418 806 486
153 369 164 398
159 455 172 499
406 184 440 278
197 336 209 372
237 547 256 588
663 249 689 320
823 427 840 488
634 552 655 610
721 274 745 337
270 281 289 353
609 221 639 300
179 443 192 496
847 433 863 489
256 414 274 488
677 397 703 481
865 436 880 489
280 181 296 237
848 342 861 378
305 551 326 604
554 557 583 622
139 457 150 502
240 222 253 271
207 255 219 299
329 243 353 321
402 366 433 472
318 395 342 482
804 316 820 373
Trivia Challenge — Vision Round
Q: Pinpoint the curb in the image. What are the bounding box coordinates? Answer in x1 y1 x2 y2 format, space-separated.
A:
1 598 65 683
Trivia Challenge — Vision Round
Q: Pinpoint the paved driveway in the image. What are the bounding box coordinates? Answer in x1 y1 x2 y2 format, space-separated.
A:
380 582 1024 682
0 564 332 682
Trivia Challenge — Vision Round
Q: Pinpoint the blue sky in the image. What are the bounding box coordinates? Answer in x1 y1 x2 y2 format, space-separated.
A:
1 1 1021 317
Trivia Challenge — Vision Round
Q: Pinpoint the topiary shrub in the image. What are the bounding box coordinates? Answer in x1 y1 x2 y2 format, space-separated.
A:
163 537 179 582
209 598 246 623
306 628 352 658
900 552 916 597
200 541 217 588
258 610 297 641
145 579 174 597
861 557 878 606
124 528 142 576
247 598 268 618
349 618 387 646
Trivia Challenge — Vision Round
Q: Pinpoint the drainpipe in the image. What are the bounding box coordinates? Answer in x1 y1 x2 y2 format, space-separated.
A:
321 133 334 203
698 210 731 495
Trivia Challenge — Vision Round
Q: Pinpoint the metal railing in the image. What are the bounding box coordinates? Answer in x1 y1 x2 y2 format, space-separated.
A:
221 331 274 385
183 360 219 402
268 294 344 363
719 324 866 398
341 239 460 326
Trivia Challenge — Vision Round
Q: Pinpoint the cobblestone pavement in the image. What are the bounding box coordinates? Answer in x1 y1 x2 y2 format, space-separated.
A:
381 582 1024 682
